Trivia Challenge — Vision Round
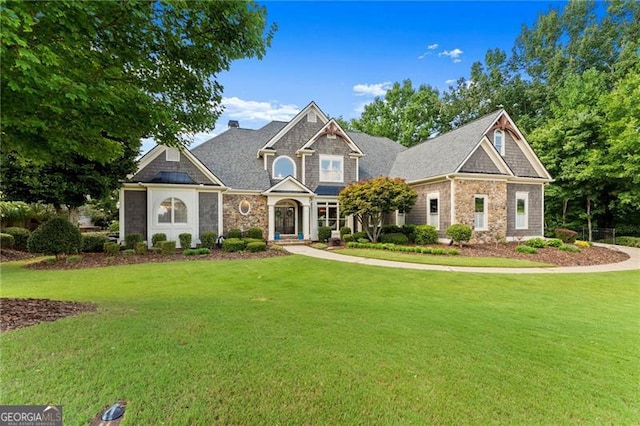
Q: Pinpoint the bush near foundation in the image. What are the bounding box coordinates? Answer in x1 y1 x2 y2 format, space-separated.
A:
3 227 31 251
158 240 176 255
1 233 15 249
152 233 167 247
179 233 192 249
27 217 82 259
247 227 264 240
199 231 217 249
125 233 143 249
246 241 267 252
222 238 245 252
446 224 472 246
415 225 438 245
81 233 110 252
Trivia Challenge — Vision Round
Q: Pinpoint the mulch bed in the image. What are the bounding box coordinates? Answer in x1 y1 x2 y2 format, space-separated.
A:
0 243 630 333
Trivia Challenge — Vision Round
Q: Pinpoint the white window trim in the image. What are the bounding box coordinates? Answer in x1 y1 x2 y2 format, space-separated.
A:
157 197 188 225
474 194 488 231
494 129 505 156
272 155 296 180
239 199 251 216
427 191 440 230
515 191 529 230
319 154 344 183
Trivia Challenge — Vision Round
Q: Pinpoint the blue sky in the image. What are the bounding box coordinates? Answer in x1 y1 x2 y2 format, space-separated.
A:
143 1 568 154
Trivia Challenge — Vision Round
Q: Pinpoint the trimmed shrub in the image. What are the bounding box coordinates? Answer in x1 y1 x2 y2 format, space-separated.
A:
516 245 538 254
381 232 409 245
184 248 211 256
104 242 120 256
1 233 15 249
222 238 245 252
246 241 267 252
135 242 148 255
247 227 264 240
546 238 563 248
447 248 460 255
574 240 592 248
28 217 82 259
158 240 176 255
3 227 31 251
401 224 417 243
228 228 242 239
107 221 120 233
82 233 110 252
352 231 369 242
151 233 167 247
446 224 472 246
340 227 352 237
415 225 438 245
149 247 162 255
555 228 578 243
559 244 581 253
243 238 263 245
125 233 143 249
179 233 192 249
342 234 354 243
524 238 546 249
318 226 332 242
381 225 402 235
200 231 217 249
615 236 640 248
421 247 432 254
123 249 135 255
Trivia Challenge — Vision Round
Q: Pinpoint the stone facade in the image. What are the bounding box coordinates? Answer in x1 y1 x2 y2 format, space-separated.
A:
222 194 267 236
406 180 452 238
454 179 507 243
123 190 147 237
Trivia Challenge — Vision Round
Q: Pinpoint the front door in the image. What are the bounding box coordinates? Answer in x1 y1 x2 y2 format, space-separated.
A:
275 206 296 234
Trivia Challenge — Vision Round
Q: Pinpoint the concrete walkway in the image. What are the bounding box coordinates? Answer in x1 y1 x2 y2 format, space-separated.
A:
283 243 640 274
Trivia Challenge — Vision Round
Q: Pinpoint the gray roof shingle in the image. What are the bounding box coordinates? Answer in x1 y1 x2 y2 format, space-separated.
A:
348 131 406 180
389 110 503 181
191 121 287 190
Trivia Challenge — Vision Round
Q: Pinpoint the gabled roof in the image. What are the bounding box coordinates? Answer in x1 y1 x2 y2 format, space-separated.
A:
191 121 286 190
389 110 505 181
349 131 407 180
298 119 364 156
259 101 329 153
262 175 315 195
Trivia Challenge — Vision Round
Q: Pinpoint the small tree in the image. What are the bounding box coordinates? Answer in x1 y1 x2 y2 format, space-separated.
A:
339 177 417 243
27 217 82 259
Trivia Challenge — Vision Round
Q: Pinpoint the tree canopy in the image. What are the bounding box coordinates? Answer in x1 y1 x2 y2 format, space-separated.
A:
339 177 417 243
1 0 276 163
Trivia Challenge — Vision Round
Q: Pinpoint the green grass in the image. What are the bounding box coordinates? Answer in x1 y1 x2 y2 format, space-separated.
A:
334 248 554 267
1 257 638 424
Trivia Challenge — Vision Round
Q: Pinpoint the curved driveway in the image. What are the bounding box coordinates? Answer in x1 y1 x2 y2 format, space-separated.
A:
284 244 640 274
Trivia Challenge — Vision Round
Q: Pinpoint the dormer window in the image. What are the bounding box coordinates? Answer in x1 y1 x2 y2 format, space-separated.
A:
272 156 295 180
493 129 505 155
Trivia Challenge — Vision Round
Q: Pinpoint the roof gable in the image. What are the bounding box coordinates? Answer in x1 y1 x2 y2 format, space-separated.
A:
457 137 513 175
298 119 364 156
133 145 225 186
262 175 314 195
259 101 329 154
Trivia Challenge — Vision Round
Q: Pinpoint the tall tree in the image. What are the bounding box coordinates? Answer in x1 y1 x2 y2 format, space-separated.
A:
350 80 441 147
339 177 417 243
1 0 276 163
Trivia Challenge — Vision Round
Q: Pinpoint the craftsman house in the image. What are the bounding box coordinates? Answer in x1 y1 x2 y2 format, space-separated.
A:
120 102 552 246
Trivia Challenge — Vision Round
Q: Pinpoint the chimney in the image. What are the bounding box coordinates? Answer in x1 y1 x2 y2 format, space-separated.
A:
228 120 239 129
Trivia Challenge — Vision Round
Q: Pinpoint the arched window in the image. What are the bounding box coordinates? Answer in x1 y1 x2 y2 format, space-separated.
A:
157 197 187 224
494 129 504 155
272 156 296 179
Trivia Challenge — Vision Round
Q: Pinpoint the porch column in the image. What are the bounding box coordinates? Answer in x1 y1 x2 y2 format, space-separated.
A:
268 203 275 241
302 205 310 240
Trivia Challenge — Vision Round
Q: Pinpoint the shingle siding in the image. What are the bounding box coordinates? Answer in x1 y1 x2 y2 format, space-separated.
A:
133 152 212 184
267 119 324 181
124 190 147 238
506 183 544 237
198 192 219 236
459 147 501 174
406 180 451 237
305 137 358 190
501 131 541 178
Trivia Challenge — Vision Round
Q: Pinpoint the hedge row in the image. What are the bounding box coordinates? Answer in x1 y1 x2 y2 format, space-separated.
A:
346 242 459 256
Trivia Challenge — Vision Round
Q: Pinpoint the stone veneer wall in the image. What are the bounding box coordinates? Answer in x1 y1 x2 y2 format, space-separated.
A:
454 179 507 243
222 194 267 236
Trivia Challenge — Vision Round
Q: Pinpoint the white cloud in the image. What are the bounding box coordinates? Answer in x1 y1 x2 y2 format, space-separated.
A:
222 97 300 122
445 79 456 85
439 48 464 62
427 43 439 50
353 82 392 97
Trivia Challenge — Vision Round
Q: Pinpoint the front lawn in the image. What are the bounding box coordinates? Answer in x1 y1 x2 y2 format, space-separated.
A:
1 257 638 424
332 248 554 267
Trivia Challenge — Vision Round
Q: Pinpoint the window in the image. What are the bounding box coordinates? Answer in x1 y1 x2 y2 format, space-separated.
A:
166 147 180 162
319 155 343 182
516 192 528 229
157 197 187 224
317 201 345 230
427 192 440 230
474 195 488 230
239 200 251 216
494 129 504 155
272 156 295 180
